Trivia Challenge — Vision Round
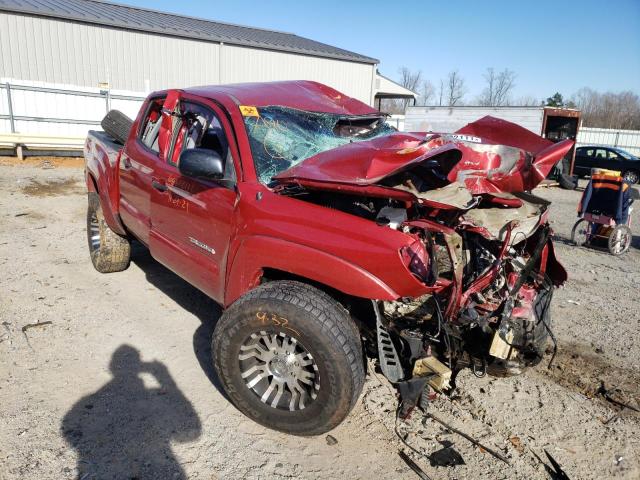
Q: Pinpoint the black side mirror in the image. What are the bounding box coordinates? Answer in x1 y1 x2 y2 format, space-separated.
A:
178 148 224 180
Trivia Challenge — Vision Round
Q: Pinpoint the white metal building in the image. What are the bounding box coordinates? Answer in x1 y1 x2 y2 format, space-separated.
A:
0 0 380 101
0 0 414 149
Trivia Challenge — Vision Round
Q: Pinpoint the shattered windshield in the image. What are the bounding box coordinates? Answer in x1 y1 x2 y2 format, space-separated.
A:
242 106 395 184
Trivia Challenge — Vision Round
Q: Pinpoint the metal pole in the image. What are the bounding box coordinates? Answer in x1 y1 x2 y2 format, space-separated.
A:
614 131 619 147
105 88 111 114
6 82 16 133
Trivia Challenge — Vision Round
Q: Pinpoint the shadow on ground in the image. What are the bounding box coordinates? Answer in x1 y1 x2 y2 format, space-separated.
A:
551 233 575 246
61 345 201 479
129 243 227 397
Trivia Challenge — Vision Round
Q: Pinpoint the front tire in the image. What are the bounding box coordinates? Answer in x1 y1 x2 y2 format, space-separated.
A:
212 281 365 436
87 192 131 273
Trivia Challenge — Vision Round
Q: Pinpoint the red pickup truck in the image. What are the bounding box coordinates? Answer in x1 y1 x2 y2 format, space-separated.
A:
84 81 572 435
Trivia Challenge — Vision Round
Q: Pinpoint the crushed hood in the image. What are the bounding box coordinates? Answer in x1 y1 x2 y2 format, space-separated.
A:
274 116 574 195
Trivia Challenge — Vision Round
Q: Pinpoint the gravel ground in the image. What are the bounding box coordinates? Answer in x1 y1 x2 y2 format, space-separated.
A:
1 163 639 480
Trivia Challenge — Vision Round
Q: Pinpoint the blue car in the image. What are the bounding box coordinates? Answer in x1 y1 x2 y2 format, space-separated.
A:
574 146 640 184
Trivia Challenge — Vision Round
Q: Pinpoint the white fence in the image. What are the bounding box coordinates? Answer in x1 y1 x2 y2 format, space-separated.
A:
0 79 146 139
576 127 640 156
391 113 640 157
2 81 640 158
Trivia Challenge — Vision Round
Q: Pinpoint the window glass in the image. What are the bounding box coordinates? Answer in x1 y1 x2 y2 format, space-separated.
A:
167 101 236 182
242 106 394 184
139 97 165 153
607 150 620 160
613 149 634 160
594 149 608 160
584 148 594 157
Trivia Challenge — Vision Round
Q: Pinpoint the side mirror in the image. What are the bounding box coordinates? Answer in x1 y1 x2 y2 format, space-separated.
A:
178 148 224 180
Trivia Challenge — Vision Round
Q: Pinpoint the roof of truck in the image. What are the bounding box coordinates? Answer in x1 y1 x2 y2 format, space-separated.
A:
185 81 380 116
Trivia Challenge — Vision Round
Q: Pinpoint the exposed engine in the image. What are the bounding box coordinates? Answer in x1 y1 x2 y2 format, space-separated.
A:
280 176 565 415
384 223 555 378
286 182 560 366
272 115 572 413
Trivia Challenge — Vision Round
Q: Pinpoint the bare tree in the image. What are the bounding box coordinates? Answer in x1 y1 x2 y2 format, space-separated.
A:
444 70 466 106
398 67 423 110
572 87 597 117
513 95 541 106
478 68 516 106
399 67 423 93
438 79 444 106
571 88 640 129
380 67 423 113
419 80 435 105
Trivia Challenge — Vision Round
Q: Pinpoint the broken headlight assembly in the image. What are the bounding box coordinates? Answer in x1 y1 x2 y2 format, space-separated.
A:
400 238 436 286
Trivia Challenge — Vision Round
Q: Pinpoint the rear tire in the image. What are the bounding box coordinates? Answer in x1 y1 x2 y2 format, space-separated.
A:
607 224 632 255
622 170 639 184
559 173 578 190
212 280 365 436
87 192 131 273
101 109 133 145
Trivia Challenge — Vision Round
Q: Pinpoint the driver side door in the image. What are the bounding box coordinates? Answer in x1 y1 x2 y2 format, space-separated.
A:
149 94 238 304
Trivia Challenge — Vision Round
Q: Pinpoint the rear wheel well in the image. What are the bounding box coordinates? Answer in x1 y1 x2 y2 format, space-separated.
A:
86 172 98 193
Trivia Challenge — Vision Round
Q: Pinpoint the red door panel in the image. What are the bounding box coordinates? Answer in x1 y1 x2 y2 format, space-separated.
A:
118 91 183 246
148 96 237 304
149 170 236 303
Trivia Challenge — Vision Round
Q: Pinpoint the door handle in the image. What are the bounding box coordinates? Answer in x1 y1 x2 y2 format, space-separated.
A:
121 156 132 169
151 179 168 192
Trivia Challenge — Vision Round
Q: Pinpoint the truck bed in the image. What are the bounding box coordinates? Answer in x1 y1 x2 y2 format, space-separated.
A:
85 130 123 168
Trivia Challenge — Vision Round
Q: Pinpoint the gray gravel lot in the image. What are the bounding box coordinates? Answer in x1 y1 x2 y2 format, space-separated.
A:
1 163 638 479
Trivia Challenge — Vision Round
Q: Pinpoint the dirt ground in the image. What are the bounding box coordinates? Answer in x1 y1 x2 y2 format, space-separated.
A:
1 161 639 480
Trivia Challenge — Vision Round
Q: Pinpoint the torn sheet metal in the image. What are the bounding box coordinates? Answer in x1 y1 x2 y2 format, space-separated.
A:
273 132 458 185
447 137 573 194
274 116 574 195
396 181 474 209
462 199 543 242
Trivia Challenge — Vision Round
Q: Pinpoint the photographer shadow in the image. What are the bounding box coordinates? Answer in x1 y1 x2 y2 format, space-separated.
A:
130 243 227 397
61 345 201 479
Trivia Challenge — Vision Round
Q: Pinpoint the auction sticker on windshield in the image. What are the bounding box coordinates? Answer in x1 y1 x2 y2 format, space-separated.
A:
239 105 260 117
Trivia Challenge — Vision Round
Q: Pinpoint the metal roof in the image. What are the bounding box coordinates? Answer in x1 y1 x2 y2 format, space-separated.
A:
186 80 378 114
0 0 378 64
375 73 417 99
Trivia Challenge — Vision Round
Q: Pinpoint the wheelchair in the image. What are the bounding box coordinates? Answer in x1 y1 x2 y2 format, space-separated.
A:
571 168 634 255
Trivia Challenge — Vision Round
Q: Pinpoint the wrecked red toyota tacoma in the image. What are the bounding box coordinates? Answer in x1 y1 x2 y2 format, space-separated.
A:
84 81 572 435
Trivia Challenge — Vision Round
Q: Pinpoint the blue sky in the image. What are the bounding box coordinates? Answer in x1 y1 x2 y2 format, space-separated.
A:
127 0 639 102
